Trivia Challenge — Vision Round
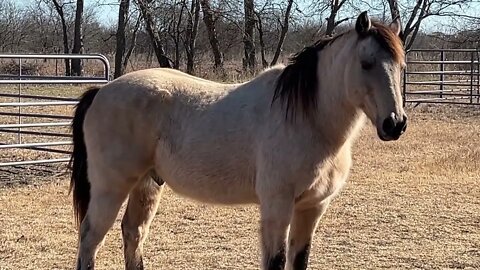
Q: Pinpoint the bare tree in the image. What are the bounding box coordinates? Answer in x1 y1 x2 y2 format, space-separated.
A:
4 0 479 74
50 0 71 76
71 0 83 76
136 0 172 68
243 0 256 72
0 1 22 51
325 0 348 36
255 10 268 68
115 0 130 78
184 0 201 74
123 14 141 71
270 0 294 66
167 1 186 69
386 0 477 50
200 0 223 70
386 0 401 21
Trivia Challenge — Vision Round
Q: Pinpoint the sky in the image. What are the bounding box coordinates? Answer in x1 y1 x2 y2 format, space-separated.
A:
16 0 480 34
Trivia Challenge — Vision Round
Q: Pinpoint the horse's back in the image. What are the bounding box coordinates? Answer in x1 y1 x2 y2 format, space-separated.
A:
116 68 234 94
86 67 237 138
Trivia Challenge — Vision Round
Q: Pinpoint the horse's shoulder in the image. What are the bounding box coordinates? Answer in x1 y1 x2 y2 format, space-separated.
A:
332 144 353 172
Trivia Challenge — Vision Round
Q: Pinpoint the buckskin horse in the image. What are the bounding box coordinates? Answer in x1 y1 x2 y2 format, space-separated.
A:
69 11 407 270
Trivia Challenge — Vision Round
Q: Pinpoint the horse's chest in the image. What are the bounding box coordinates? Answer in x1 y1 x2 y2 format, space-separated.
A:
295 155 351 207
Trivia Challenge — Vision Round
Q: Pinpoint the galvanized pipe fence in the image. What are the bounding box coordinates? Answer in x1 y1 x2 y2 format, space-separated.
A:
0 50 478 168
0 54 110 167
403 49 480 105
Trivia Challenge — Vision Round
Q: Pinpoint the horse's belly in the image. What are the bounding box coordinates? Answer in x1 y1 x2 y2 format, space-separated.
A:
154 144 258 204
162 170 258 204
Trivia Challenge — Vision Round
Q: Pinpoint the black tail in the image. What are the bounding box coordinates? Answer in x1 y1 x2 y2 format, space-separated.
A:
69 87 100 227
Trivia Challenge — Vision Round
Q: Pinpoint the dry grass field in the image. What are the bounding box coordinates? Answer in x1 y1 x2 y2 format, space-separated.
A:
0 97 479 269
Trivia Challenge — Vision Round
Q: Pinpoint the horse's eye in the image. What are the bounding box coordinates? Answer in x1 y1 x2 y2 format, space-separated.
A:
361 60 374 70
360 61 374 70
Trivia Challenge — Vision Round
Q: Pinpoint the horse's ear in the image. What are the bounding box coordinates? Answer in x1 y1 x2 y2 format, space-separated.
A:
355 11 371 36
390 17 402 36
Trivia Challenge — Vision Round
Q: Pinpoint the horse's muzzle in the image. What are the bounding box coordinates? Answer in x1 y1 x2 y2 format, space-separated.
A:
379 114 407 141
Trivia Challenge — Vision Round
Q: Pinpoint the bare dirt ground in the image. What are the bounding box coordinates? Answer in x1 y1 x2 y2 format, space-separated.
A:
0 106 479 270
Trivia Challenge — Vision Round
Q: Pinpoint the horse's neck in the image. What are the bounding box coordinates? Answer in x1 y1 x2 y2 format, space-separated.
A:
313 32 364 150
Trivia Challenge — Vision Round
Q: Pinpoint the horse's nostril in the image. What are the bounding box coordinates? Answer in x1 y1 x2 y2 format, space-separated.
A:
382 117 395 134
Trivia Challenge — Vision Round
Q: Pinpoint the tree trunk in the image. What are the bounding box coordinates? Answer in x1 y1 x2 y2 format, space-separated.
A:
404 0 428 50
174 40 180 69
387 0 401 21
243 0 256 72
171 2 185 69
200 0 223 70
136 0 172 68
122 15 141 71
387 0 405 42
115 0 130 78
71 0 84 76
325 0 347 37
270 0 294 66
387 0 428 50
325 14 336 36
51 0 70 76
185 0 201 74
255 11 268 68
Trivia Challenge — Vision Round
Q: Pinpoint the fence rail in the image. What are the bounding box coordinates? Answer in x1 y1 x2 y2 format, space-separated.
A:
0 54 110 167
403 49 480 105
0 51 477 167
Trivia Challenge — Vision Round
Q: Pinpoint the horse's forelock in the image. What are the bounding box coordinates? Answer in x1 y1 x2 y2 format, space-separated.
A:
368 22 405 64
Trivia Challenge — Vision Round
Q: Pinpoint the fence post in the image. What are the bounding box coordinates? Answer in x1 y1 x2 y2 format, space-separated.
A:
403 52 408 107
476 50 480 104
470 52 474 104
440 51 445 99
18 58 22 144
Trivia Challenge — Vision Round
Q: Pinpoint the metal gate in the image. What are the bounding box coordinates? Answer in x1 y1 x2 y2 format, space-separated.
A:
0 54 110 167
403 49 480 105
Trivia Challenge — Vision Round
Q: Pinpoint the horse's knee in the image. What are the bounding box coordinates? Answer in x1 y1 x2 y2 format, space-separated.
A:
260 218 289 266
286 204 328 270
259 198 294 270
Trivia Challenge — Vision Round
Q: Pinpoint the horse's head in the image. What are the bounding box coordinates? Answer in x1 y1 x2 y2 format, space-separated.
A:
346 12 407 141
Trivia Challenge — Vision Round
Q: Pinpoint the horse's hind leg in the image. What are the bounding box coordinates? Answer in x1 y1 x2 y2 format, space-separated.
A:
122 172 164 270
76 169 135 270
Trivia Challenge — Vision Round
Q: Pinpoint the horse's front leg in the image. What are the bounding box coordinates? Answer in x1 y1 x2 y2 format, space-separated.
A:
258 188 294 270
286 200 330 270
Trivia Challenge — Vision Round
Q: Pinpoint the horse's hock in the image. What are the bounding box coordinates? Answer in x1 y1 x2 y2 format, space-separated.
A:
0 54 110 176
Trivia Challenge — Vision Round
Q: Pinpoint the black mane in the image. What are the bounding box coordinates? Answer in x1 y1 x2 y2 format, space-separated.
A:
272 35 339 121
272 21 404 121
